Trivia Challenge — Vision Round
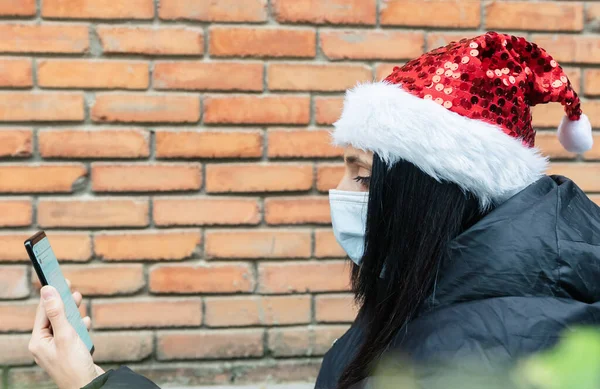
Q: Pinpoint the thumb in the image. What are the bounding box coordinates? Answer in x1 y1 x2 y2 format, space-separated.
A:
41 286 72 338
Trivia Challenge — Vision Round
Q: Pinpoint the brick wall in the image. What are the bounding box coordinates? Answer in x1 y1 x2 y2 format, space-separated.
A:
0 0 599 388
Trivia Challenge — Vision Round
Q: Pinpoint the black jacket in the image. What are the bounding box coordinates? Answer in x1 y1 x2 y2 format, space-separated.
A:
84 176 600 389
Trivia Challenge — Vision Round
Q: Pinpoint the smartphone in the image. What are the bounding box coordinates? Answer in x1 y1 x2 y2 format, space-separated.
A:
25 231 94 355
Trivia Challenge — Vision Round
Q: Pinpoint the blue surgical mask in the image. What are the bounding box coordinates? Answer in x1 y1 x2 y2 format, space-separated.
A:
329 189 368 265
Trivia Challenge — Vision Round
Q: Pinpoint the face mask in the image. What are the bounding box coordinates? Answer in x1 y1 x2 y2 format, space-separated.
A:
329 189 368 265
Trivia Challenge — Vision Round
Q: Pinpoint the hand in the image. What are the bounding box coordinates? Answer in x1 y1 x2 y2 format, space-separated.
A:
29 280 104 389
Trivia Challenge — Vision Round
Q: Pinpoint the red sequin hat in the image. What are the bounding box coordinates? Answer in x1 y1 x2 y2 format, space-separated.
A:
333 32 593 208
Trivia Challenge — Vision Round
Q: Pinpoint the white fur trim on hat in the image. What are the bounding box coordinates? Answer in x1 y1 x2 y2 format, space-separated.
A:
332 81 549 210
558 114 593 153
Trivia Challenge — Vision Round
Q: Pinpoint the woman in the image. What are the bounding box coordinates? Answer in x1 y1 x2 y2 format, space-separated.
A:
29 32 600 389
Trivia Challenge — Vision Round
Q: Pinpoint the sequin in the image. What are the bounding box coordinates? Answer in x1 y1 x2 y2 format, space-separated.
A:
552 80 563 88
435 97 444 105
486 70 495 78
462 56 470 64
560 76 568 83
470 49 479 57
503 78 510 86
436 68 444 75
432 75 441 83
469 42 478 49
444 61 453 69
443 101 453 108
471 96 479 104
452 72 460 79
551 60 558 68
444 87 453 95
445 70 453 77
435 84 444 91
498 98 505 106
424 94 432 100
509 76 516 84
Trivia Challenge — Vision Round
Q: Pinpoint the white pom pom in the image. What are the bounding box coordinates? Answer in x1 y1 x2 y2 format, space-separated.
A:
558 114 593 153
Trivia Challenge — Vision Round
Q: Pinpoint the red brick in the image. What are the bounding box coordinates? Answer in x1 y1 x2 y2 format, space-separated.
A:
585 69 600 96
94 230 202 261
204 295 311 327
91 331 153 362
206 163 313 193
128 360 321 387
0 58 32 87
0 301 87 332
0 24 88 54
532 101 600 128
535 132 577 160
38 60 149 90
548 163 600 192
0 199 32 227
149 263 255 294
258 261 350 293
160 0 267 22
320 30 424 60
376 63 397 81
8 368 55 389
92 298 202 329
210 27 315 58
315 229 345 258
32 264 145 296
590 195 600 207
315 97 343 126
0 232 91 263
486 1 583 32
156 129 263 159
38 198 149 228
43 0 154 19
233 360 321 384
98 26 203 55
39 128 150 159
564 67 582 94
381 0 480 28
588 3 600 32
265 197 331 225
315 294 357 323
204 95 310 125
157 329 264 360
0 92 84 122
427 32 471 51
317 163 345 192
0 129 32 157
268 327 310 357
268 325 348 357
0 0 35 16
205 229 311 259
268 129 341 159
91 163 202 192
0 266 29 298
153 197 261 226
0 164 86 193
0 334 32 365
531 34 600 64
583 134 600 161
154 61 263 91
273 0 375 25
92 94 200 123
268 63 371 92
313 325 349 354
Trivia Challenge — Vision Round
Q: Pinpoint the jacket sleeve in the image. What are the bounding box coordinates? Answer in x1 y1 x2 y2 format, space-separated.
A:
82 366 161 389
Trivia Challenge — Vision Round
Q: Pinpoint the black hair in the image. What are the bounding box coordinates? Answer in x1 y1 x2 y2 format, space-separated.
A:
337 155 489 389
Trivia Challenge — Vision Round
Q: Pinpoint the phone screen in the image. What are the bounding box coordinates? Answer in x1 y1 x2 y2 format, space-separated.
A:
31 236 94 354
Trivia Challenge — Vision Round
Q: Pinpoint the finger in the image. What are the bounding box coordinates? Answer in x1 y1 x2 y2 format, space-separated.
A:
83 316 92 331
72 291 82 308
40 286 72 339
32 299 50 334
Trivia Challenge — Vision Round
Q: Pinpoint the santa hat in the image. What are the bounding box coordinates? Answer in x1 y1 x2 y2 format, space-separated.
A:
333 32 593 209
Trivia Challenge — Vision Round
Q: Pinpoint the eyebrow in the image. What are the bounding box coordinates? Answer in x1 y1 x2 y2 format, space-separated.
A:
345 154 371 167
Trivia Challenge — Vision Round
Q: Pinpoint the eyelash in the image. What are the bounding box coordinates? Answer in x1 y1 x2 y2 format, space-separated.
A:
353 176 371 187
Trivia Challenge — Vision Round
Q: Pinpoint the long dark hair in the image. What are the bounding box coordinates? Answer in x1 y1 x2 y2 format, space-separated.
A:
337 155 489 389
